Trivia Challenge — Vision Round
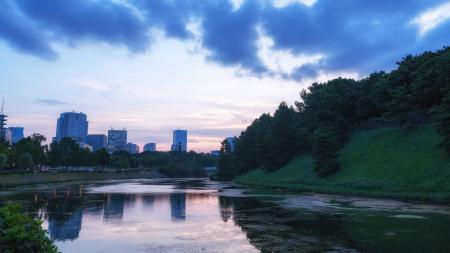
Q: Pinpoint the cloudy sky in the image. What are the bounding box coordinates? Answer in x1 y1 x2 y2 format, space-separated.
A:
0 0 449 152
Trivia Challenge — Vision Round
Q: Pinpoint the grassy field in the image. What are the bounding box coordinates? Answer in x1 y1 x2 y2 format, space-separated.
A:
235 124 450 202
0 170 164 188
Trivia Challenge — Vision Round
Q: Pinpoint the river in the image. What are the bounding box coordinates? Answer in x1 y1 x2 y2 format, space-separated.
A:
1 178 449 252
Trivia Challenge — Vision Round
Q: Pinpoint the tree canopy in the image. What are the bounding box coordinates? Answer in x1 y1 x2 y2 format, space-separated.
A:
217 46 450 179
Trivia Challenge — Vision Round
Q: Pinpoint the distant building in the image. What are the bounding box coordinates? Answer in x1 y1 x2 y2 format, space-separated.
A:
210 150 220 157
77 142 93 151
87 134 107 151
108 129 127 152
143 143 156 152
171 129 187 152
55 112 88 143
7 127 24 144
0 113 7 141
226 137 237 152
126 143 139 154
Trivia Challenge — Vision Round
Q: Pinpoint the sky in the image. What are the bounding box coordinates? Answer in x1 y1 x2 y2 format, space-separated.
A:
0 0 449 152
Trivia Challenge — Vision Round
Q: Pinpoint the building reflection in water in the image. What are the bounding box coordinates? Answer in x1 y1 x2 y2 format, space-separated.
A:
48 210 83 241
45 188 84 241
103 194 125 224
141 194 154 208
170 193 186 221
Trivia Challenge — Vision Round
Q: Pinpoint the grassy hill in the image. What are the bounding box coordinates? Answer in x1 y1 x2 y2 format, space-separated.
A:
235 124 450 202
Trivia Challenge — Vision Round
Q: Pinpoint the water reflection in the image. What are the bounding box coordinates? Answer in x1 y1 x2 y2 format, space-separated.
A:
1 179 450 253
103 194 125 224
170 193 186 221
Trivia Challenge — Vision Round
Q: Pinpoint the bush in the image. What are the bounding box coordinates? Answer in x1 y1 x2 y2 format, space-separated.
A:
0 204 58 253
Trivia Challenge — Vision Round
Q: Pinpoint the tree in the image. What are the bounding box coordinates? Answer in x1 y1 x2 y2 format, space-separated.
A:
264 102 300 170
92 148 110 167
18 153 34 170
110 151 132 169
0 204 58 253
0 153 7 170
48 138 91 167
312 127 340 177
432 91 450 153
13 134 47 168
216 139 236 180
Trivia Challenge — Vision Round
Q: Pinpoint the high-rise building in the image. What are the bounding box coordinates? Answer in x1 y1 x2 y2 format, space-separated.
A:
87 134 107 151
226 137 237 152
143 143 156 152
108 129 127 152
0 99 6 141
171 129 187 152
0 114 6 141
7 127 24 144
210 150 220 157
55 112 88 143
126 143 139 154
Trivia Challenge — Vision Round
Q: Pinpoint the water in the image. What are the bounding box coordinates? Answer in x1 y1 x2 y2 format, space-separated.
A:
1 178 450 253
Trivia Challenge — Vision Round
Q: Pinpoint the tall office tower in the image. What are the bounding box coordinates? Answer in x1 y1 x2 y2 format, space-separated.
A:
87 134 107 151
126 143 139 154
0 99 7 141
171 129 187 152
143 143 156 152
225 137 237 152
108 129 127 152
7 127 24 144
55 112 88 143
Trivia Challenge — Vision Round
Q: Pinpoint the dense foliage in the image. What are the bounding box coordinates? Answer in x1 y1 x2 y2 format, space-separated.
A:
218 46 450 179
0 204 58 253
0 137 217 177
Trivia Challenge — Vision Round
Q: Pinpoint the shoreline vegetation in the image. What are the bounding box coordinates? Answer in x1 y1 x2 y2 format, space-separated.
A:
235 124 450 203
0 170 164 188
217 47 450 203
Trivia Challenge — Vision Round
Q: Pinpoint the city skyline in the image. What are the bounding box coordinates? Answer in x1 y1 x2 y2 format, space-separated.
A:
1 0 449 152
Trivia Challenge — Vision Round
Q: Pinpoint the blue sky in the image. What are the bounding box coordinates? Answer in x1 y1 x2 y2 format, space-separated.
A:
0 0 449 152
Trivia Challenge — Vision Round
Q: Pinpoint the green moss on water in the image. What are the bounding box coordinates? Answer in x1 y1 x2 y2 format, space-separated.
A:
235 124 450 202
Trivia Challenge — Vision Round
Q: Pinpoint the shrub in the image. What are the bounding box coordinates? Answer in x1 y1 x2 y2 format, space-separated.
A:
0 204 58 253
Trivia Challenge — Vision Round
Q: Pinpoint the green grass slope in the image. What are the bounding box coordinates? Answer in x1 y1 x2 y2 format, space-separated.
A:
235 124 450 202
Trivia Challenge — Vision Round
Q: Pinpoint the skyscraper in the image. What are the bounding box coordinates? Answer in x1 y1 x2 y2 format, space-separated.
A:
108 129 127 152
143 143 156 152
55 112 88 143
0 99 7 141
126 143 139 154
7 127 24 144
0 114 7 141
171 129 187 152
87 134 107 151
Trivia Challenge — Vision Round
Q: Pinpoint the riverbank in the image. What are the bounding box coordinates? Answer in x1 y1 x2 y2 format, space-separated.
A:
0 170 165 188
235 124 450 203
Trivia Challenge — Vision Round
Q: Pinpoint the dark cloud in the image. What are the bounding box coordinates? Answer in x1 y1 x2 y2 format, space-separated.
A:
0 1 56 59
262 0 448 77
132 0 200 39
200 0 266 73
15 0 150 52
0 0 449 79
36 99 67 105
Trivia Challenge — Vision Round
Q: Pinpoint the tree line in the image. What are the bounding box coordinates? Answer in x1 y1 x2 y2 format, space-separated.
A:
217 46 450 180
0 136 217 177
